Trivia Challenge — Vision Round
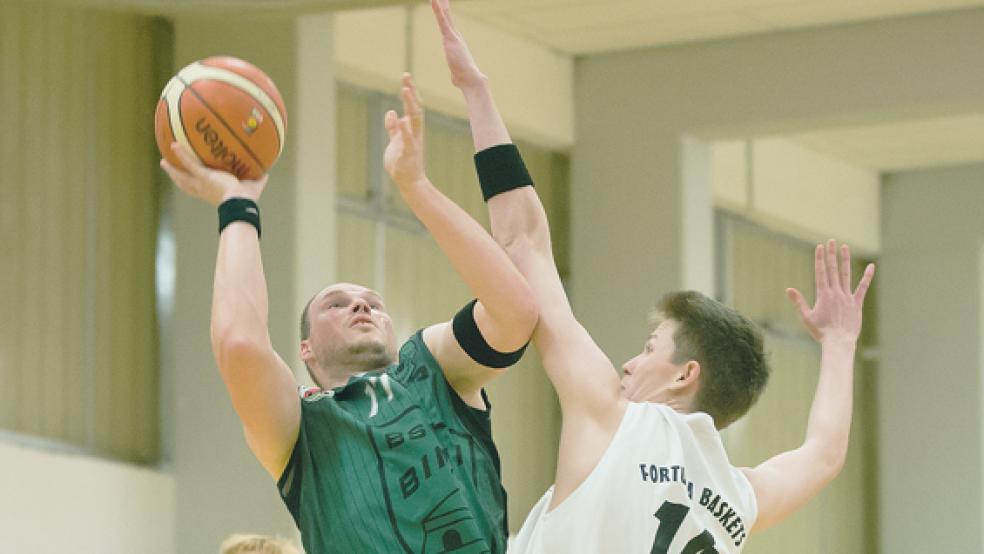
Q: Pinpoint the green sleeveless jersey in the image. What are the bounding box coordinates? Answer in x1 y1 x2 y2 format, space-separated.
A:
278 331 509 553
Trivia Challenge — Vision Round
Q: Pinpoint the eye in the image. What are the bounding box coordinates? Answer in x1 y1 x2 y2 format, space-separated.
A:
328 301 344 309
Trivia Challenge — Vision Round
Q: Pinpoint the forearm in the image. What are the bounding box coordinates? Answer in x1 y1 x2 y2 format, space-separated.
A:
436 3 549 261
210 223 273 359
748 242 872 532
802 338 857 472
746 338 858 532
459 81 551 256
459 79 511 151
398 177 536 333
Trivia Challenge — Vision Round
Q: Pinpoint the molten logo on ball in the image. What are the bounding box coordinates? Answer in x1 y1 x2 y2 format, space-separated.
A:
196 117 251 180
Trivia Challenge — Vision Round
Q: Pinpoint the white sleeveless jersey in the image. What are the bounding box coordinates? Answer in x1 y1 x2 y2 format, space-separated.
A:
510 402 757 554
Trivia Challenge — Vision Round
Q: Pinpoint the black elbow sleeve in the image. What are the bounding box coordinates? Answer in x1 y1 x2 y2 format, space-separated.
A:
452 299 529 368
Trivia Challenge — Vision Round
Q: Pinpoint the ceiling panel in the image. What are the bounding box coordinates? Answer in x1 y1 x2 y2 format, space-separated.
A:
456 0 801 19
470 9 769 54
54 0 420 16
63 0 984 52
750 0 984 28
790 115 984 171
455 0 777 53
454 0 984 54
451 0 984 172
62 0 984 171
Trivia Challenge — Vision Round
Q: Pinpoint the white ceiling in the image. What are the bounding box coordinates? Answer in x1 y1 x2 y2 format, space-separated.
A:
453 0 984 55
452 0 984 172
789 115 984 172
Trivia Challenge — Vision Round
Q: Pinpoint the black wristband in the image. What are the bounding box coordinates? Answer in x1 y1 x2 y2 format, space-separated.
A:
218 198 261 238
474 144 534 202
452 299 529 368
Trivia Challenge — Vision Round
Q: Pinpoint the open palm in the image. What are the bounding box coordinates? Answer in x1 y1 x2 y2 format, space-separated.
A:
787 240 875 343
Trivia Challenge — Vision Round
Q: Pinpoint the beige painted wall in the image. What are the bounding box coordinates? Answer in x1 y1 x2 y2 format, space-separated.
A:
712 138 880 254
0 441 175 554
574 8 984 360
0 3 170 552
880 164 984 552
334 5 574 149
292 13 338 379
8 2 984 552
574 8 984 553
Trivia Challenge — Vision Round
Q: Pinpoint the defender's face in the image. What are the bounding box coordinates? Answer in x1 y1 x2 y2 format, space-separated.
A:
303 283 397 372
620 319 689 403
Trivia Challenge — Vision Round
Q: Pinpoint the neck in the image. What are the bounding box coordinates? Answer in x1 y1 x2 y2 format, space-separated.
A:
658 394 695 414
317 361 390 389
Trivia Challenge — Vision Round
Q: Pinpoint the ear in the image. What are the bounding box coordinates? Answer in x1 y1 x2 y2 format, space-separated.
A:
300 339 314 366
674 360 701 389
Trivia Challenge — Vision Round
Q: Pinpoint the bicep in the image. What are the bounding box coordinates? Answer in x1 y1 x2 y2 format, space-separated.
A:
217 343 301 479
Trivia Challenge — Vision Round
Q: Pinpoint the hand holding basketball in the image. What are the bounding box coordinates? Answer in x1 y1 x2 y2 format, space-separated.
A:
161 142 268 206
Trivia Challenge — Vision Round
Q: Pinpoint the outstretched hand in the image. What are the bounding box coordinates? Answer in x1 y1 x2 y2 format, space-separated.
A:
383 73 426 188
787 240 875 344
160 142 267 206
431 0 487 90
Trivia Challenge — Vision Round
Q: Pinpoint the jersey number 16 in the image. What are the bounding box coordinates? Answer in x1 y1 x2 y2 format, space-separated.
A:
650 501 719 554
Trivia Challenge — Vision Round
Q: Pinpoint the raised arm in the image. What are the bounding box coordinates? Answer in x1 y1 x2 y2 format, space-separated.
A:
742 240 875 532
431 0 622 423
161 145 299 480
382 73 538 406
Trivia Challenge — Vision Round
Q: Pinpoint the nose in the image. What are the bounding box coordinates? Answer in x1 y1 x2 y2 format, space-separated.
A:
351 298 371 313
622 358 634 375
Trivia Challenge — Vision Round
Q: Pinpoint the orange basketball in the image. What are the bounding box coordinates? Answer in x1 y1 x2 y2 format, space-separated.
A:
155 56 287 181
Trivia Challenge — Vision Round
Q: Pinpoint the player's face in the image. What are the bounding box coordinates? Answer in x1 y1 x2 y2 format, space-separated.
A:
303 283 397 374
620 319 691 403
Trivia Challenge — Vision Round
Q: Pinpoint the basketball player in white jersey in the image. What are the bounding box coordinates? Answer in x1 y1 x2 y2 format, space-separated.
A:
430 1 876 551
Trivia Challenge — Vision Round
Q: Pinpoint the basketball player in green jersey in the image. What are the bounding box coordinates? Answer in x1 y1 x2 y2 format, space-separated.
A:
160 72 537 553
431 0 873 551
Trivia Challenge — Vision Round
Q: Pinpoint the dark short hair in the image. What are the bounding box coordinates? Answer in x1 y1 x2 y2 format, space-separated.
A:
299 292 318 378
657 291 769 429
300 293 316 342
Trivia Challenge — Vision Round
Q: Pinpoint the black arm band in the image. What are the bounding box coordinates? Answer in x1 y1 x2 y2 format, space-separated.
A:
452 299 529 369
218 197 261 238
474 144 534 202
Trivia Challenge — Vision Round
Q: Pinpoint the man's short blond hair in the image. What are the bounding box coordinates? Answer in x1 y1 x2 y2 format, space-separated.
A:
219 534 300 554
